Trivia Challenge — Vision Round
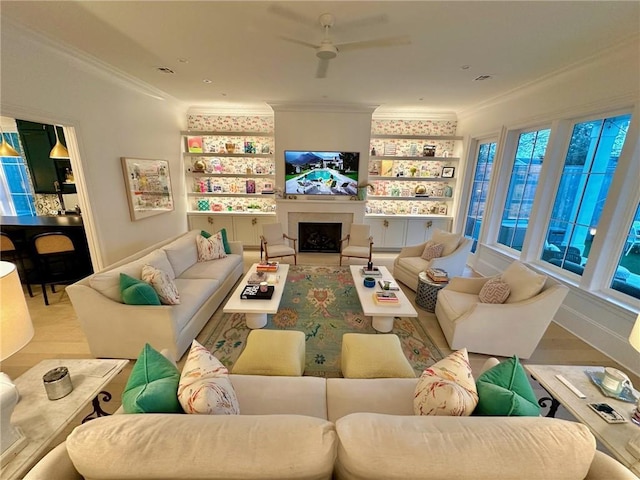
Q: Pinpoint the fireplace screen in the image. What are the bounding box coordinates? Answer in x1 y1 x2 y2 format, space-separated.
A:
298 222 342 253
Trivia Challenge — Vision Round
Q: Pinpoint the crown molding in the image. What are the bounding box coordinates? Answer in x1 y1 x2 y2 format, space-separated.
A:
268 102 379 114
187 104 274 116
3 19 177 104
372 108 457 121
458 35 640 121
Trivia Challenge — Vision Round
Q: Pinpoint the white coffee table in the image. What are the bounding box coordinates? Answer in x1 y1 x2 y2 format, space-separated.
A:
223 263 290 329
349 265 418 332
525 364 640 476
1 358 129 480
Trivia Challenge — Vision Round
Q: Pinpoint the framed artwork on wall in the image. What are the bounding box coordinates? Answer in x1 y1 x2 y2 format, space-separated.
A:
121 157 174 221
441 167 455 178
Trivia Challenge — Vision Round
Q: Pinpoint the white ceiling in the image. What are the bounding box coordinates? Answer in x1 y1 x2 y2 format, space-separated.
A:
2 1 639 115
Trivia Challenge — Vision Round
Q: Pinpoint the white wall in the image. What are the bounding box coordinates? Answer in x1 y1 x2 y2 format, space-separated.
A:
1 22 187 268
271 103 376 190
456 40 640 375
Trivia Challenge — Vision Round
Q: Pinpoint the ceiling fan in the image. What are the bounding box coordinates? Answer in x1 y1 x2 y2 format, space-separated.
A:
272 10 411 79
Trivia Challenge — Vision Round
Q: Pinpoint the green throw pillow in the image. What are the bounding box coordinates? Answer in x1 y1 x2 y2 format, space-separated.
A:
201 228 231 254
121 343 183 414
120 273 160 305
474 355 540 416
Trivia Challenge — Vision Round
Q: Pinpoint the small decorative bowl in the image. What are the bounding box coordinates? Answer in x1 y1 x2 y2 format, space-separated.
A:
363 277 376 288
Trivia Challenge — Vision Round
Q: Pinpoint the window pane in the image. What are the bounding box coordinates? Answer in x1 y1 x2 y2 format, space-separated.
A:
0 132 36 217
612 204 640 300
542 113 631 274
464 141 497 253
498 128 549 250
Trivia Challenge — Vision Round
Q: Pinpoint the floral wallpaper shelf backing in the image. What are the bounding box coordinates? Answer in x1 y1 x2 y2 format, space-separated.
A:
182 115 276 217
367 118 462 218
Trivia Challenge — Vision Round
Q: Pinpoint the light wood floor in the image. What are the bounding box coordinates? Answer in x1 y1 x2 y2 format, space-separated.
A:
1 250 637 462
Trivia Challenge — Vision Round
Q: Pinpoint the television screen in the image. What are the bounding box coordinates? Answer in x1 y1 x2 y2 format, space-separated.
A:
284 150 359 196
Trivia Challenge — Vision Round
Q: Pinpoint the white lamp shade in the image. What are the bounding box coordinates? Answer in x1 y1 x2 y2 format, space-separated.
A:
0 262 34 361
630 313 640 353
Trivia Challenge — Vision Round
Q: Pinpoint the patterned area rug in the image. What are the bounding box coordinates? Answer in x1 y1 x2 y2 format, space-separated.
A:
202 265 443 377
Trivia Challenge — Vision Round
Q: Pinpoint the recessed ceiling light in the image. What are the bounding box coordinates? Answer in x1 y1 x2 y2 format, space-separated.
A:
202 79 212 84
418 97 424 101
221 93 227 97
156 67 175 74
474 75 492 81
460 65 470 70
178 58 189 63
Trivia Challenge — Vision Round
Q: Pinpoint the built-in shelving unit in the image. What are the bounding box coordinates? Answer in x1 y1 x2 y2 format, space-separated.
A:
181 129 276 216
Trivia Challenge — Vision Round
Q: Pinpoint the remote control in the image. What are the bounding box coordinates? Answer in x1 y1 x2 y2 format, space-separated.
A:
555 374 587 399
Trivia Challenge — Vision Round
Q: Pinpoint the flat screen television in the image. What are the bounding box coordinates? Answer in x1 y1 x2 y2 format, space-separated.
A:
284 150 359 196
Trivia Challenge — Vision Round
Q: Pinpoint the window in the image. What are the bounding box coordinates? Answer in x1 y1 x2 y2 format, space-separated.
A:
541 113 631 274
0 132 36 216
612 203 640 299
464 141 496 253
498 128 550 250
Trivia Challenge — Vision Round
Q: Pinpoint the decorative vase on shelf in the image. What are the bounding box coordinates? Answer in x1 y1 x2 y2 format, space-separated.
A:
444 185 453 197
357 187 367 201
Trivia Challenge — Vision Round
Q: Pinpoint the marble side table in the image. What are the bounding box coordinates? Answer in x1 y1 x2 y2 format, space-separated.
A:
1 358 128 480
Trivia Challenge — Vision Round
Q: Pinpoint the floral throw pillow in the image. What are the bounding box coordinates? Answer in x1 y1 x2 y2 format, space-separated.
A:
479 277 511 304
196 232 227 262
421 241 444 261
141 264 180 305
414 348 478 416
178 340 240 415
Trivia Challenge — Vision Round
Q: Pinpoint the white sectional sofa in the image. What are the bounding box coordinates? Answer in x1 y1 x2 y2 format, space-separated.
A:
24 374 636 479
67 229 243 360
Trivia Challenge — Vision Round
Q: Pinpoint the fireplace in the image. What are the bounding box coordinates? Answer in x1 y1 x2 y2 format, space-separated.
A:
299 222 342 253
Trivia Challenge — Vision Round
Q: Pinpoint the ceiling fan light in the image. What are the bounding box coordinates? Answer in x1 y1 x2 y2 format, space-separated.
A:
316 44 337 60
49 126 69 159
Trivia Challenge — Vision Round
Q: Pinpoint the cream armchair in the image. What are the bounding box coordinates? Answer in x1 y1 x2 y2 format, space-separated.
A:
434 275 568 359
393 237 472 291
260 223 297 264
340 224 373 266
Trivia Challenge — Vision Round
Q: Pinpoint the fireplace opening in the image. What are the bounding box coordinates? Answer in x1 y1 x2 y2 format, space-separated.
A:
298 222 342 253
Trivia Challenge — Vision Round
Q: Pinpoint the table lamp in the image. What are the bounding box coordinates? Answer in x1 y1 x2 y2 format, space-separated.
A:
627 313 640 459
0 261 34 466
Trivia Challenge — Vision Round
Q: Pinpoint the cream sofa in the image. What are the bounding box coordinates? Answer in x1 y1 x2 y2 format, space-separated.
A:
24 374 635 479
67 229 243 359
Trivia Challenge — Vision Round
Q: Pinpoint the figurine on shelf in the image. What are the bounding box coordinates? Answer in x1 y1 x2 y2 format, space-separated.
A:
371 147 377 156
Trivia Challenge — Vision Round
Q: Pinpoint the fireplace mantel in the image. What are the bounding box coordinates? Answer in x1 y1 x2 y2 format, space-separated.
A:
276 199 366 247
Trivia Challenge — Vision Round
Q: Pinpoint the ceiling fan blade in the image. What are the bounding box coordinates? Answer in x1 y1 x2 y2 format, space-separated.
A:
267 4 317 27
336 35 412 52
315 58 330 79
332 13 389 32
277 35 319 50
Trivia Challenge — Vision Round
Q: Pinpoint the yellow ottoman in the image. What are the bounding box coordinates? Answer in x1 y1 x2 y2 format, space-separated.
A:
232 330 306 376
341 333 416 378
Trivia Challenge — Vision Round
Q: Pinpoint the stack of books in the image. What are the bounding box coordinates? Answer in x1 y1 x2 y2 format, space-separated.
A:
426 268 449 283
372 291 400 305
256 261 279 273
240 284 275 300
360 266 382 277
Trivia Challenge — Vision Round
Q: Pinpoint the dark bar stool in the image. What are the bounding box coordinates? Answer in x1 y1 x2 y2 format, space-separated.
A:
31 232 84 305
0 231 33 297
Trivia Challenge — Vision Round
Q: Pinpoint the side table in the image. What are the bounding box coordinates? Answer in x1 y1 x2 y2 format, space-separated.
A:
1 358 128 480
415 271 448 312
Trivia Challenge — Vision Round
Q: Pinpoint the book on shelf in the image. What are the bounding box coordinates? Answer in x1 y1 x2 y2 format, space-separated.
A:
378 280 400 291
256 261 279 272
360 267 382 277
372 291 400 305
240 284 275 300
187 136 203 153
